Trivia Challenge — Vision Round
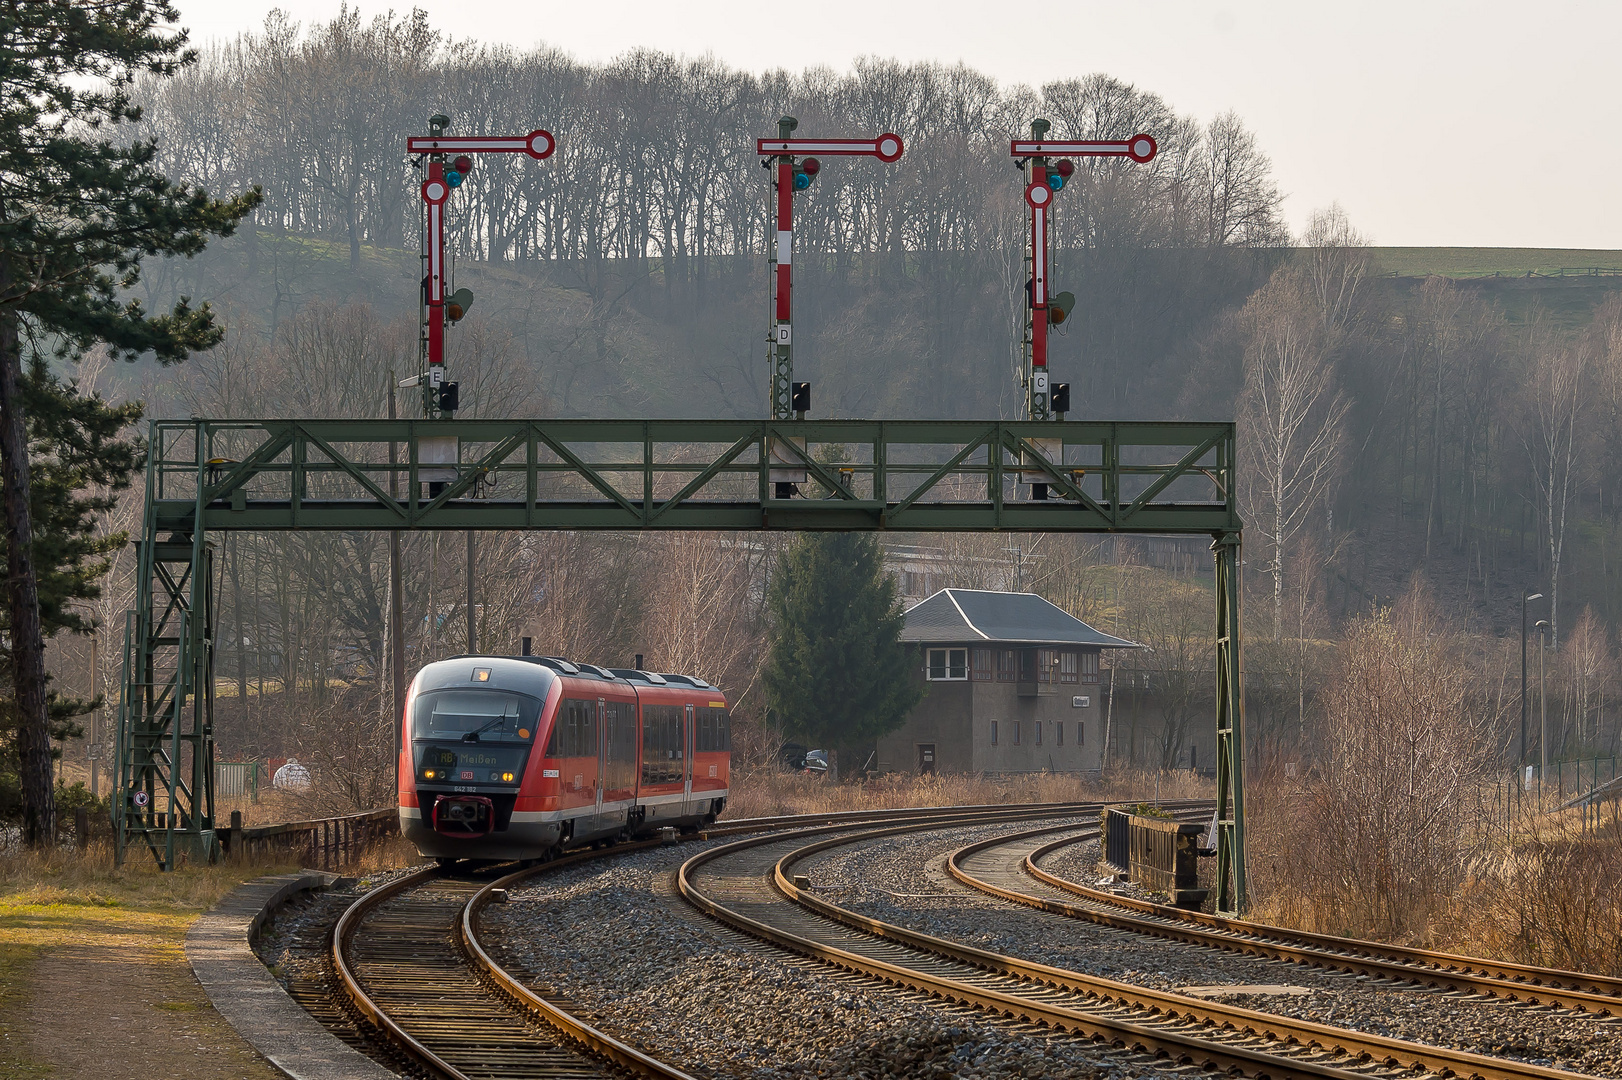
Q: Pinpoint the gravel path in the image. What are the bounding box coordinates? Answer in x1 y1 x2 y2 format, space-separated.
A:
800 822 1622 1079
484 834 1185 1080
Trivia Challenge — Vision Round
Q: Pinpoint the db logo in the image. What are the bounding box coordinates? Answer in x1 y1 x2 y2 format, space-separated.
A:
459 771 475 781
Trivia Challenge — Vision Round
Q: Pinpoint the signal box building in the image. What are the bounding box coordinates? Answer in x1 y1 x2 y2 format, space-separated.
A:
875 589 1139 776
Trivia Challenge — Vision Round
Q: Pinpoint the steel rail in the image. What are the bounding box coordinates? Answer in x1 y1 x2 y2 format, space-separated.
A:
682 817 1600 1080
1004 828 1622 1014
331 865 473 1079
329 801 1138 1078
455 802 1144 1079
677 814 1373 1080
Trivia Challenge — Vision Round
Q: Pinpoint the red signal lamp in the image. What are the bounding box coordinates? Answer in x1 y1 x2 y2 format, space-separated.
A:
1055 159 1074 178
453 155 473 174
801 156 820 176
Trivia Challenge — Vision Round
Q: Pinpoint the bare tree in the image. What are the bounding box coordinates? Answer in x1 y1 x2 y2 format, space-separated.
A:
1523 338 1591 647
1238 270 1350 640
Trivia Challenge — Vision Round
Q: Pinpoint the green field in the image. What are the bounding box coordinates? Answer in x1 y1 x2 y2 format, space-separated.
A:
1371 247 1622 279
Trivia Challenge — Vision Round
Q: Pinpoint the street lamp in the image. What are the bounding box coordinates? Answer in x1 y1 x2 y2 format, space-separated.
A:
1521 590 1543 767
1535 619 1551 783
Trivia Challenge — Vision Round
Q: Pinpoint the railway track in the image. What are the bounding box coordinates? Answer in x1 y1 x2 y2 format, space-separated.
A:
320 802 1144 1079
948 824 1622 1016
678 815 1601 1080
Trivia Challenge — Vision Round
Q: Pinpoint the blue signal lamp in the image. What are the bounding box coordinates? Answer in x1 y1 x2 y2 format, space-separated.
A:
1047 170 1065 192
445 170 464 188
793 171 812 191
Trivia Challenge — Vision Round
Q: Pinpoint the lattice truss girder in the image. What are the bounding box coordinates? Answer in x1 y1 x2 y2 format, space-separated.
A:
118 416 1247 897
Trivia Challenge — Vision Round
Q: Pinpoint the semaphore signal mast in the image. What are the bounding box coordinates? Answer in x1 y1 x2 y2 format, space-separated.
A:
408 113 555 417
1010 121 1156 431
756 117 904 428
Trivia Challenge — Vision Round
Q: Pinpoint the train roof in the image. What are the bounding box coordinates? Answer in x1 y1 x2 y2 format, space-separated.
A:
430 654 720 693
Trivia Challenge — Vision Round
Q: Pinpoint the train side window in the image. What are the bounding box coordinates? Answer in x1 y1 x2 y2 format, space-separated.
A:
718 709 730 752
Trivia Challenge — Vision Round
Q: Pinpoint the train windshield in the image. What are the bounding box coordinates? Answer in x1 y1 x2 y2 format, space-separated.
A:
412 689 542 743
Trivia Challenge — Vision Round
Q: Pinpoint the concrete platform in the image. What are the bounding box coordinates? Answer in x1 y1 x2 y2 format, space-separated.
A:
186 871 400 1080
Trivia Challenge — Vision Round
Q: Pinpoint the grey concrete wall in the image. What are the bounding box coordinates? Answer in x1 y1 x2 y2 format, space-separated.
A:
970 679 1103 774
875 669 974 774
877 649 1106 775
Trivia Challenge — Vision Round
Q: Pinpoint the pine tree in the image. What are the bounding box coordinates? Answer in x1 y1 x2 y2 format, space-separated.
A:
0 359 142 822
763 533 921 777
0 1 260 844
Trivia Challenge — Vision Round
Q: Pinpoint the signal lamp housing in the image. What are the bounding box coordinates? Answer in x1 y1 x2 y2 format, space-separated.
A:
1046 167 1065 192
790 381 811 413
453 155 473 174
1055 159 1075 178
801 156 820 176
438 381 460 413
447 287 475 322
1049 290 1076 326
1051 382 1071 414
445 170 464 188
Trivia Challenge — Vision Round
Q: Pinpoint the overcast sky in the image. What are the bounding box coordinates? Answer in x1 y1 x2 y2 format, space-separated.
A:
175 0 1620 249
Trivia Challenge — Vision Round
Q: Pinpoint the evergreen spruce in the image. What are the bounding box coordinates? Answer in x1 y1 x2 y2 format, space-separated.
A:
0 1 260 844
763 533 922 776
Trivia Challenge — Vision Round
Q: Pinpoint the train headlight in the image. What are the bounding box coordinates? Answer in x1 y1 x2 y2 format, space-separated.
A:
501 772 515 782
424 769 436 779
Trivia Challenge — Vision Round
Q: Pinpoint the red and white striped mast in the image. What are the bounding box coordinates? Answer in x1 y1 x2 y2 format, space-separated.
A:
408 114 555 416
756 118 904 423
1010 122 1157 422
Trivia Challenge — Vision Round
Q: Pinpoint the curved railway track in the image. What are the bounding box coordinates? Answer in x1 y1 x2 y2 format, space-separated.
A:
947 824 1622 1017
678 815 1601 1080
321 802 1142 1079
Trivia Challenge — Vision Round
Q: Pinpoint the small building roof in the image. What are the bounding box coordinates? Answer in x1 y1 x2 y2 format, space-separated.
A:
902 589 1140 648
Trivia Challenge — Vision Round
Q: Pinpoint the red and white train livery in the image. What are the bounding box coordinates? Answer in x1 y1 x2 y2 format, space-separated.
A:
398 655 730 861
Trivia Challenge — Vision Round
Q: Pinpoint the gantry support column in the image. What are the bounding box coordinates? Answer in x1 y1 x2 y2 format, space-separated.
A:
1213 531 1248 914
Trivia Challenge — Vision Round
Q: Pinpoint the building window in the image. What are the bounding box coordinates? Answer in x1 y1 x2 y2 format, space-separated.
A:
1059 651 1079 684
927 648 968 680
971 647 994 681
1036 648 1055 683
1012 721 1021 746
990 720 999 746
1034 721 1042 746
996 650 1017 682
1080 651 1099 677
1056 722 1064 747
1079 721 1085 745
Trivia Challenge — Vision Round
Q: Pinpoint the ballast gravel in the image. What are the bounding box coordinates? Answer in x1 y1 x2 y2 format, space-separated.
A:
485 837 1183 1080
801 822 1622 1079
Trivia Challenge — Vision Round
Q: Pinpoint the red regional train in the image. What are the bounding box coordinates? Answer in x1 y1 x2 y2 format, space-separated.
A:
397 654 730 861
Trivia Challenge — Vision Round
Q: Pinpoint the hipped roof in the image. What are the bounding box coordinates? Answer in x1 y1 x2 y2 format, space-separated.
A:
902 589 1140 648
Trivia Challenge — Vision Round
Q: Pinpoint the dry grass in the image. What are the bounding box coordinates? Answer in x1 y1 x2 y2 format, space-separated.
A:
720 767 1212 820
0 842 300 1080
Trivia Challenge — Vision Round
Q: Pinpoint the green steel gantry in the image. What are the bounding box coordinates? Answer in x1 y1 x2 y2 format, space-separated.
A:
114 416 1248 912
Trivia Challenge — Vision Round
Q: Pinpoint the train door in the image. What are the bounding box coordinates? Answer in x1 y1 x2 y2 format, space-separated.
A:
594 697 606 828
683 702 694 815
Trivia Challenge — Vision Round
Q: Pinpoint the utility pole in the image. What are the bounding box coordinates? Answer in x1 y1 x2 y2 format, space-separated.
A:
1537 619 1551 787
755 120 903 496
467 531 477 655
1521 589 1542 768
388 375 406 755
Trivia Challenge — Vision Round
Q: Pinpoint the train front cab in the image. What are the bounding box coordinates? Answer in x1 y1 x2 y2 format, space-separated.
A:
399 657 564 861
